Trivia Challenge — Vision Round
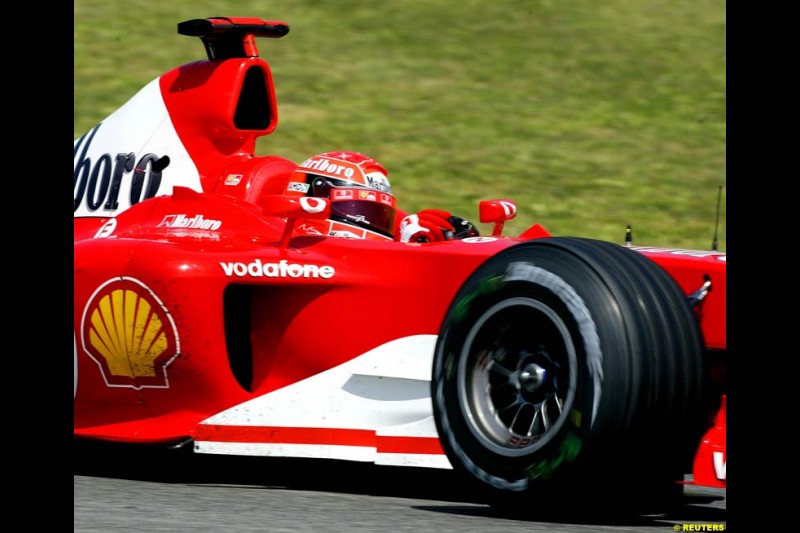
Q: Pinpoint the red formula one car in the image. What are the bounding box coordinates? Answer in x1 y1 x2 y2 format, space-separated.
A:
74 17 726 512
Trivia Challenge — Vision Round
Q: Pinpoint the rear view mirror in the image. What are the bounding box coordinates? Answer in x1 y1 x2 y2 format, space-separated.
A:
479 199 517 236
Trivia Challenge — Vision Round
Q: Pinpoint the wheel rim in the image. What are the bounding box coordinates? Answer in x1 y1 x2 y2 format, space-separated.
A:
457 297 577 457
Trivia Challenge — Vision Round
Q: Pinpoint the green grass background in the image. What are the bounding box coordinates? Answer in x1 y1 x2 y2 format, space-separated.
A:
74 0 725 251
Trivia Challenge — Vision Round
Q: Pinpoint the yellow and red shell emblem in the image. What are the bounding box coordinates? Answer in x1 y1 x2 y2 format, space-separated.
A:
80 277 180 389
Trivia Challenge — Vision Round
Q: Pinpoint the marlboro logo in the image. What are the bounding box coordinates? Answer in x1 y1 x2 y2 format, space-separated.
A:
157 214 222 230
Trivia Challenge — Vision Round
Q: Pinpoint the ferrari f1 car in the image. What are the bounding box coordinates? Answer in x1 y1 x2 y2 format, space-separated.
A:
74 17 726 511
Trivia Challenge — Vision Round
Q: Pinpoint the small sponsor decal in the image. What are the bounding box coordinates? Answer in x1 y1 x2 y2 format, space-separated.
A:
297 157 393 194
224 174 243 186
462 236 497 243
497 201 516 217
220 259 335 279
165 230 222 240
333 189 354 200
296 223 324 236
364 172 393 194
299 197 328 213
287 181 310 193
299 157 360 180
330 188 395 206
329 229 364 239
80 277 180 389
157 214 222 230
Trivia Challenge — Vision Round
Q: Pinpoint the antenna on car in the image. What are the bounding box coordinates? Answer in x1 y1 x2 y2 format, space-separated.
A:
624 224 632 247
712 185 723 251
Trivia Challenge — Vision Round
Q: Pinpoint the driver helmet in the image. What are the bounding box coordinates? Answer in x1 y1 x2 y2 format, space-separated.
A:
288 151 396 239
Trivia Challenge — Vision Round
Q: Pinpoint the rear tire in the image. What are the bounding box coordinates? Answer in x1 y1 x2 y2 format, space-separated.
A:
431 238 708 515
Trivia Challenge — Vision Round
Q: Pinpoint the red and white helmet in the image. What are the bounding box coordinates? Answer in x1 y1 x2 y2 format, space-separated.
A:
287 151 396 239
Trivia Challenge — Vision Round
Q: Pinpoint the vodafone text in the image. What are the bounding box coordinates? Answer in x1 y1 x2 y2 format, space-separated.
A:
220 259 335 279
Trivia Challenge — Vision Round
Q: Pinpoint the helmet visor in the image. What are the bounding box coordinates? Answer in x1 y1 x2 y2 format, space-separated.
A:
330 187 396 238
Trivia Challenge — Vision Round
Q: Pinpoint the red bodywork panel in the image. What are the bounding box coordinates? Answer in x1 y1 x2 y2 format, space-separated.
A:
632 247 726 351
691 395 727 488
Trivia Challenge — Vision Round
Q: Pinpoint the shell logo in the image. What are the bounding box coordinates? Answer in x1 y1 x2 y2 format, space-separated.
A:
80 277 180 389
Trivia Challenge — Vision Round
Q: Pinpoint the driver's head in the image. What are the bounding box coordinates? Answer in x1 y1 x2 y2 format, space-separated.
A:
288 151 396 239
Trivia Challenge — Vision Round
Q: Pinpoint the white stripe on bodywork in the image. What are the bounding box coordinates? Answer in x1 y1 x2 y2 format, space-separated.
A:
74 78 202 218
195 335 452 468
198 442 451 469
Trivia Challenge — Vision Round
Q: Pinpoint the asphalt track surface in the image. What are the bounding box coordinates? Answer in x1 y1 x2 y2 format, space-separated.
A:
74 441 727 533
